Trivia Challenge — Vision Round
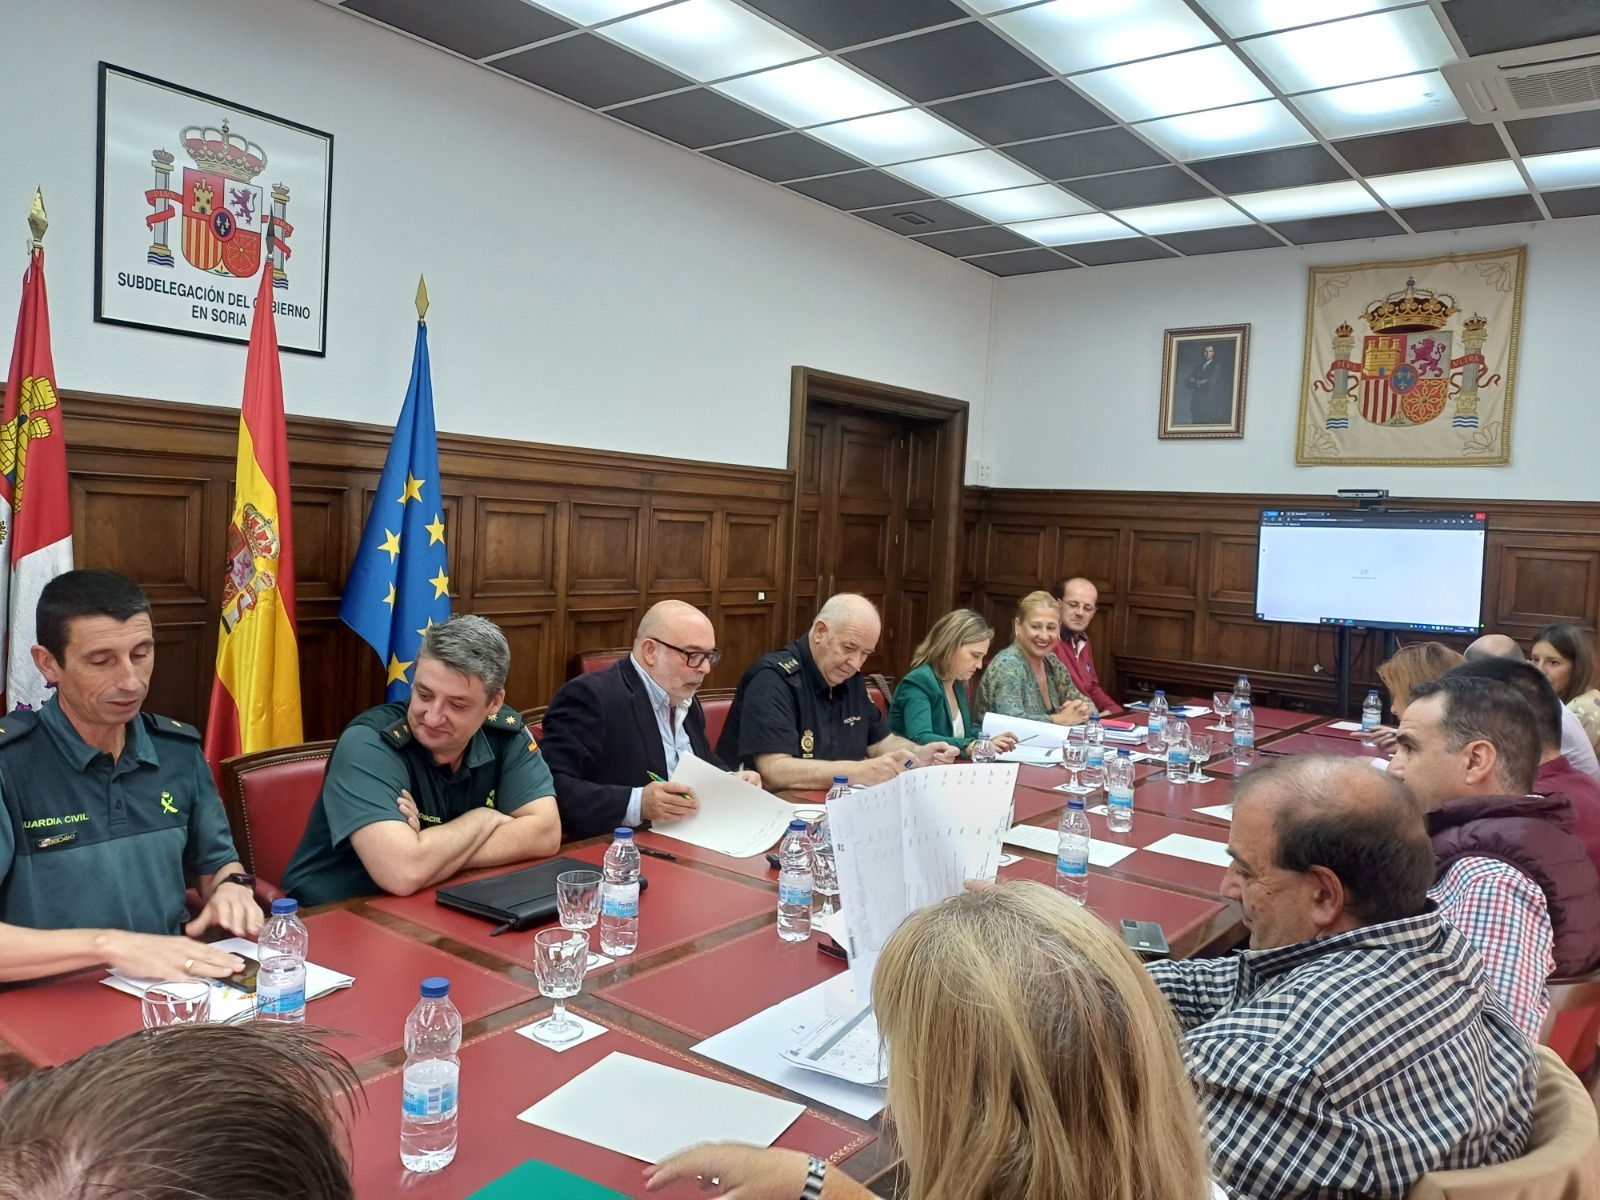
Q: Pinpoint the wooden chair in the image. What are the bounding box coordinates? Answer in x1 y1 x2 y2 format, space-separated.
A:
219 740 337 890
568 647 630 679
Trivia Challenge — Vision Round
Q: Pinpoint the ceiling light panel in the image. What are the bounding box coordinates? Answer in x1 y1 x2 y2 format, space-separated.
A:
1073 46 1271 122
1525 148 1600 192
1198 0 1417 39
715 59 905 127
961 0 1048 12
950 183 1092 223
1136 98 1314 161
1233 179 1381 221
885 149 1045 197
808 110 981 166
1240 7 1456 94
1006 212 1138 245
1113 197 1254 234
530 0 675 25
1292 70 1463 140
1369 161 1527 207
597 0 813 81
991 0 1218 75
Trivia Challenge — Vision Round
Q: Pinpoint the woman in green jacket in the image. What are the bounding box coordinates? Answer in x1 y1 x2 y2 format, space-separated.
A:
891 609 1018 757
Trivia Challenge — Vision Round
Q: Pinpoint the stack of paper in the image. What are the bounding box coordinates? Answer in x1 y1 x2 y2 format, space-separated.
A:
103 936 354 1022
647 753 797 858
780 1003 885 1087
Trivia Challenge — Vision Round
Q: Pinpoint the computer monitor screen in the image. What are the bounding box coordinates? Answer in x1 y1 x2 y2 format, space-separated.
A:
1255 510 1487 634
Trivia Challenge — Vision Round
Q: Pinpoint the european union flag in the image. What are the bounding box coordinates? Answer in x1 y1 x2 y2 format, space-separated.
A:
341 316 450 701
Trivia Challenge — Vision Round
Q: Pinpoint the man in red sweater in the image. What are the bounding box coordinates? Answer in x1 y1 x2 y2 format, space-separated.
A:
1052 577 1118 715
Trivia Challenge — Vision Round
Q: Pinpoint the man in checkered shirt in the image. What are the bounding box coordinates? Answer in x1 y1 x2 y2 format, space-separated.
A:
1149 756 1535 1199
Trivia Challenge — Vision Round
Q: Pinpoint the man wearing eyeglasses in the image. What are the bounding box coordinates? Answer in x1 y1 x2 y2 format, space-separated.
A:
541 600 761 841
1054 577 1119 715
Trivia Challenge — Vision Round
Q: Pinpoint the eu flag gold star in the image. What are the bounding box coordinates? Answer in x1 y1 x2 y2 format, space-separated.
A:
429 567 450 599
398 473 425 504
383 583 396 609
425 513 445 545
379 528 401 562
385 655 413 685
416 616 436 639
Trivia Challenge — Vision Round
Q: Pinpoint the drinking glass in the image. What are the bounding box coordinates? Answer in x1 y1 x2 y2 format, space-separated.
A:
1062 740 1089 793
810 811 839 917
142 979 211 1028
1189 733 1214 783
970 736 997 763
556 870 603 969
529 929 589 1045
1210 692 1233 732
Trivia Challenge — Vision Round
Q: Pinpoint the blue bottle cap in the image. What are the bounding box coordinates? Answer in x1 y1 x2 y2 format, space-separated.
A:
1067 796 1086 809
832 776 847 784
1154 689 1165 695
420 976 450 998
270 898 299 915
613 827 633 839
788 819 807 831
1118 748 1130 757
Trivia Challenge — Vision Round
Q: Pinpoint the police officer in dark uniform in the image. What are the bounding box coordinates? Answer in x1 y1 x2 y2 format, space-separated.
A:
282 615 559 904
0 570 252 983
718 593 958 791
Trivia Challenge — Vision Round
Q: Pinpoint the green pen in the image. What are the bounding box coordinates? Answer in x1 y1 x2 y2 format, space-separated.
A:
647 771 665 783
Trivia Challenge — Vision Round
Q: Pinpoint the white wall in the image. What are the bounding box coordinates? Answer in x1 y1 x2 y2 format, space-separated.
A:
0 0 995 472
985 215 1600 500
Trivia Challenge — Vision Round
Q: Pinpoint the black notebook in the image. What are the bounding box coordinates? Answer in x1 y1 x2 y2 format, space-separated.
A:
435 857 645 933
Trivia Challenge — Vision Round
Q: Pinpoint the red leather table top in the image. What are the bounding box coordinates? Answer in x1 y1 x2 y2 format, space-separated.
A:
998 856 1225 945
1131 775 1233 827
0 910 535 1068
1253 730 1375 759
349 1012 874 1200
367 846 775 976
1015 808 1231 897
634 829 778 885
597 924 845 1041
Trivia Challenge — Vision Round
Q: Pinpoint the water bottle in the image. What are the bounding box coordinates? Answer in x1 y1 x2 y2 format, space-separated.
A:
824 775 849 803
1362 689 1382 733
256 897 309 1023
1055 797 1091 905
399 976 461 1173
1165 718 1192 784
1107 749 1135 834
600 828 641 957
1232 674 1252 713
1232 702 1256 767
1147 690 1170 748
1084 713 1106 781
777 819 814 942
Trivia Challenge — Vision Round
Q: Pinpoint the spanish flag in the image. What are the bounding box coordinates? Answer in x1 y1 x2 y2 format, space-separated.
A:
203 259 302 776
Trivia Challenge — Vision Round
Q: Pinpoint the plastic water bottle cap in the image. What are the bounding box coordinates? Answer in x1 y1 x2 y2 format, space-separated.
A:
270 898 298 915
420 976 450 998
1118 748 1130 757
832 776 847 784
1067 796 1085 809
788 819 807 831
613 828 633 840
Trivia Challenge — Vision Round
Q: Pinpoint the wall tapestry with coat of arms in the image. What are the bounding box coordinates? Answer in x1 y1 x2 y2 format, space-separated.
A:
1296 245 1524 467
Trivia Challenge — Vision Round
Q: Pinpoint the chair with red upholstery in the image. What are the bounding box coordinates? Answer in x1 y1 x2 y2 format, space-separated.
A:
520 704 547 743
568 647 630 679
696 688 736 752
865 672 894 719
219 741 337 890
1540 970 1600 1083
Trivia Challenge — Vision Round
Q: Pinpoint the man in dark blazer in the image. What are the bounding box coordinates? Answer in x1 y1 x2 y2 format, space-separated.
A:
541 600 763 841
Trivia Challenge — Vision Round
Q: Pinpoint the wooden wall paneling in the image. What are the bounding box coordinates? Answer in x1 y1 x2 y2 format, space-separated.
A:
985 522 1049 589
70 473 207 600
487 611 554 712
471 497 558 598
647 506 714 596
1126 530 1199 602
1125 605 1196 662
722 511 781 594
714 603 776 692
1205 612 1279 672
567 503 641 596
1207 533 1259 607
1058 528 1117 595
146 621 208 727
1492 539 1600 634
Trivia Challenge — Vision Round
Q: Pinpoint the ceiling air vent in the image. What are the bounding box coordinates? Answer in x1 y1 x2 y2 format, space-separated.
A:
1443 34 1600 123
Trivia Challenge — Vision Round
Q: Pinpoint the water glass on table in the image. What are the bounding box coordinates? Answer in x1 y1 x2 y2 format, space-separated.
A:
970 735 997 763
528 928 590 1045
1062 739 1090 793
1210 691 1233 732
142 979 211 1028
556 869 604 970
1188 733 1215 783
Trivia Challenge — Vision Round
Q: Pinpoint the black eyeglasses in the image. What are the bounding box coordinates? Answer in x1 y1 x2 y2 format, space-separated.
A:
651 638 723 669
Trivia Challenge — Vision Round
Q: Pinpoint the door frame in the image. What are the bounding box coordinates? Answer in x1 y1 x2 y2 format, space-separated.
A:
785 366 970 652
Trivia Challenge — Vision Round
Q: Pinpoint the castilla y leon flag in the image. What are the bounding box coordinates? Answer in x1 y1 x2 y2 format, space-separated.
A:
0 190 74 711
203 259 302 777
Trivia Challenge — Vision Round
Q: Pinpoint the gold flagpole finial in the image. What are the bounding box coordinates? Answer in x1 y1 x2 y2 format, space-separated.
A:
415 275 429 322
27 189 47 250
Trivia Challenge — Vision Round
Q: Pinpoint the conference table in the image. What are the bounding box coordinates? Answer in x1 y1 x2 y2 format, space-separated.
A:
0 700 1326 1199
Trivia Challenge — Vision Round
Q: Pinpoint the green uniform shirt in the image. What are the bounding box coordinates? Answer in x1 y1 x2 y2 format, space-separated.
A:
0 698 240 935
281 701 555 906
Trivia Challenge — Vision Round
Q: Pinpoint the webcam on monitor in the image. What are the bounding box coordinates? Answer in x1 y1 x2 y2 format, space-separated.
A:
1336 488 1389 510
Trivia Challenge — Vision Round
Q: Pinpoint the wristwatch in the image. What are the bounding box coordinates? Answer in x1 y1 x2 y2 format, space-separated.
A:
218 873 256 891
799 1156 826 1200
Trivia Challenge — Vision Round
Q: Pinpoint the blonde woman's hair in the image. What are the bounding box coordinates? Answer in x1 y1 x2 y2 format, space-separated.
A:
1014 590 1060 629
1377 642 1465 712
910 609 993 679
872 882 1213 1200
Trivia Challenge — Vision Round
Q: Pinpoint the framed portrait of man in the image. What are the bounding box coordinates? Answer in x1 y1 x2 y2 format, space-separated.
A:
1158 324 1250 439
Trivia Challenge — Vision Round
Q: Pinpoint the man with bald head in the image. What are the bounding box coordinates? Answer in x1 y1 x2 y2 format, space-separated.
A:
719 593 957 791
1052 577 1117 714
1149 754 1534 1199
1466 631 1600 782
541 601 760 840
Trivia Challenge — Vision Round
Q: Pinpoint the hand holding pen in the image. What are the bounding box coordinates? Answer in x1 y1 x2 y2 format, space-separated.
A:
642 771 699 823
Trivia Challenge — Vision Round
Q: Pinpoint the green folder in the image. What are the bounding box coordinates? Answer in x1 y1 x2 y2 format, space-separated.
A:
467 1159 631 1200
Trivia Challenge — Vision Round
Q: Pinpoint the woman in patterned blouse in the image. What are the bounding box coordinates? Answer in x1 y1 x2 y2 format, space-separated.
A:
975 590 1091 726
1531 623 1600 758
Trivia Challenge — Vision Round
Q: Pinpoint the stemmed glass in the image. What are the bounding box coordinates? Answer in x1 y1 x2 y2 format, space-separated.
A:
1210 691 1233 733
1188 733 1215 783
528 928 590 1045
556 870 604 970
1062 739 1090 793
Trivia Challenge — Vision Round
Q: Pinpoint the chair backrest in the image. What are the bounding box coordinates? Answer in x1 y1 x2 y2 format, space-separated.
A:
1540 970 1600 1080
569 647 630 679
220 741 336 888
697 688 737 752
864 672 894 718
520 705 547 743
1406 1045 1600 1200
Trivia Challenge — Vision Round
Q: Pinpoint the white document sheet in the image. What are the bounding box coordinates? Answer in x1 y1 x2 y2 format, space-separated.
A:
1327 720 1365 732
1370 756 1391 771
103 937 354 1023
828 763 1016 997
1194 804 1235 822
518 1051 804 1162
779 1003 884 1087
694 977 887 1120
1143 832 1233 868
997 745 1061 765
647 753 797 858
982 710 1069 750
1002 822 1134 867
